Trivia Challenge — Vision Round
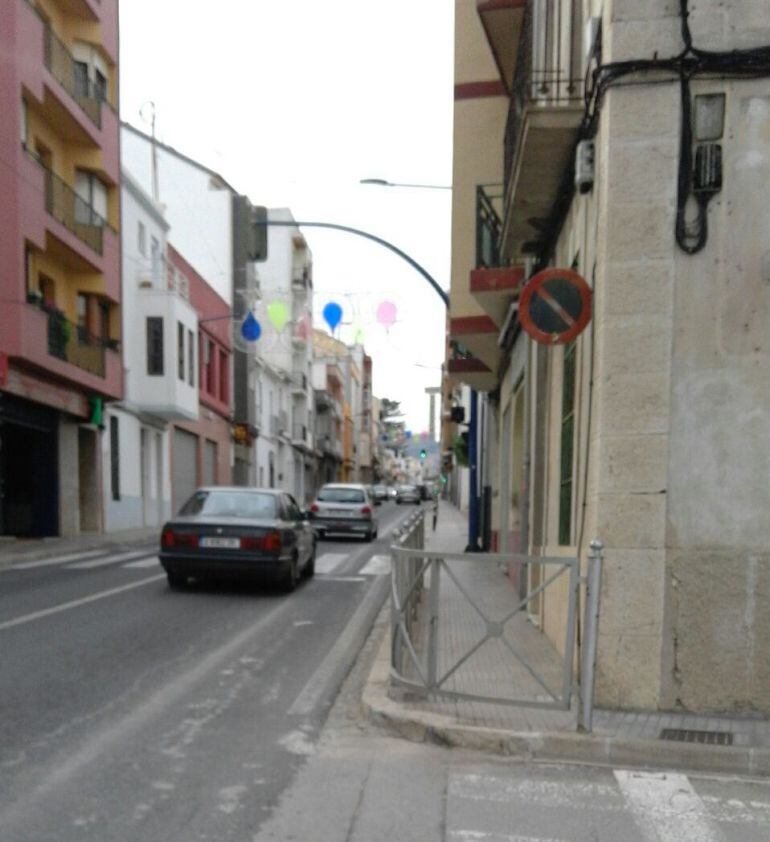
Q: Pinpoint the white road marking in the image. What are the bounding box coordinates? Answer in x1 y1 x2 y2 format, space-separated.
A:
288 577 387 715
314 553 349 575
8 549 106 571
449 774 620 809
123 556 161 569
293 620 314 627
67 551 154 569
449 833 568 842
0 574 165 632
277 730 315 756
615 770 722 842
321 576 366 583
358 554 391 576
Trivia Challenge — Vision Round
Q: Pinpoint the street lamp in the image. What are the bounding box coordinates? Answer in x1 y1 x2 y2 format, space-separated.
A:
359 177 452 190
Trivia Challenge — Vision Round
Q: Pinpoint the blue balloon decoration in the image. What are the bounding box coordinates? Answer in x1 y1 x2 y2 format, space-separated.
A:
323 301 343 332
241 311 262 341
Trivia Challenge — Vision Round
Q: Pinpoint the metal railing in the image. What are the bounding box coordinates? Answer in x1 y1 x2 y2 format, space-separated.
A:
46 309 107 377
504 0 584 191
390 530 604 731
43 23 102 129
475 185 503 268
43 165 105 255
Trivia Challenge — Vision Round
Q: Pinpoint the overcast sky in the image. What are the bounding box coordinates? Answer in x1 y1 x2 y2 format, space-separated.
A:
119 0 454 435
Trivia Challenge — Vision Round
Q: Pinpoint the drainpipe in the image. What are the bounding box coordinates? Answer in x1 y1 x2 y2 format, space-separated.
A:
466 389 481 551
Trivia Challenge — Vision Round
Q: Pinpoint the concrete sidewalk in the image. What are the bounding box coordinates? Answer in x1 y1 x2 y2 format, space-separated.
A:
362 500 770 775
0 525 159 570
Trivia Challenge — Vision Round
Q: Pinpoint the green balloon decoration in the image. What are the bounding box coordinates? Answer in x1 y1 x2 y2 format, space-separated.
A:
267 300 289 333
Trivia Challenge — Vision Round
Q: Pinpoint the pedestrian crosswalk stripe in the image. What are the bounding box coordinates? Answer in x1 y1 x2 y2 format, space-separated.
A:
615 770 721 842
123 556 160 569
358 554 390 576
315 553 348 575
9 549 106 571
67 551 154 569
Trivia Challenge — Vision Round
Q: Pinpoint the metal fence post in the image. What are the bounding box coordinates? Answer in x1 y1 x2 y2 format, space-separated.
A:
579 538 603 733
426 557 440 690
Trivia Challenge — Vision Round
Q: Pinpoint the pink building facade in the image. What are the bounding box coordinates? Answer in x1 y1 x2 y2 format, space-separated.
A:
0 0 121 536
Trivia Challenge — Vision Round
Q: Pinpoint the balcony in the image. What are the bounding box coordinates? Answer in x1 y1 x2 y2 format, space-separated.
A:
500 0 585 260
291 267 312 292
291 372 308 395
41 162 106 256
477 1 527 92
46 308 107 377
43 22 102 130
470 185 526 327
291 424 311 451
446 339 497 393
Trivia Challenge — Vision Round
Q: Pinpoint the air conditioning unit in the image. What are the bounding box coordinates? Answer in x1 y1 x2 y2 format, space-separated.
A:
575 140 595 194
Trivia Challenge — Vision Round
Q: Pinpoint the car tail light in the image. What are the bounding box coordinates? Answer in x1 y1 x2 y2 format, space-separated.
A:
310 503 319 513
361 505 372 515
161 528 198 549
242 531 282 552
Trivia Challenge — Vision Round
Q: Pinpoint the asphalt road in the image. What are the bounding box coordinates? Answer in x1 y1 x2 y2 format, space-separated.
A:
0 501 412 842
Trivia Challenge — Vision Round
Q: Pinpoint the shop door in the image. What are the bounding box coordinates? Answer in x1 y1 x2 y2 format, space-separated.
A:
172 429 198 513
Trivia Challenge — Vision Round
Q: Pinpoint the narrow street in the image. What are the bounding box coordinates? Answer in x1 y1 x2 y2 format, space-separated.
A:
0 503 409 842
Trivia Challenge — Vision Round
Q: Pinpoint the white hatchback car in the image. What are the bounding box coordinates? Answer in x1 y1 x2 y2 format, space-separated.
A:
308 483 378 541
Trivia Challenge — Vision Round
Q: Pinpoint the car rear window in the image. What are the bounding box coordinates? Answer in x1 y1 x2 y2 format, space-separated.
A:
399 485 416 492
317 487 366 503
179 490 278 519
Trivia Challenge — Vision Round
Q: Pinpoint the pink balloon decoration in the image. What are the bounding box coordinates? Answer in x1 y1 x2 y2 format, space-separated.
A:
376 300 397 329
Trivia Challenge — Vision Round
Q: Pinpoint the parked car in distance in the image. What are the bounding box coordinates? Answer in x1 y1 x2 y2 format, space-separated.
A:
159 487 315 592
395 484 421 505
309 483 378 541
372 484 388 503
387 486 398 499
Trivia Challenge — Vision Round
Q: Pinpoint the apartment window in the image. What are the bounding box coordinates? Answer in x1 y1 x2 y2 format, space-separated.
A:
138 221 147 256
94 69 107 103
177 322 185 380
110 415 120 501
188 330 195 386
146 316 164 375
73 61 90 98
219 349 228 403
98 300 110 342
76 293 90 341
558 342 577 546
75 170 107 226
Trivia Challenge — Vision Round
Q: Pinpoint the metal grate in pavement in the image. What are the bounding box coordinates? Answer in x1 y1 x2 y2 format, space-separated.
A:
660 728 733 746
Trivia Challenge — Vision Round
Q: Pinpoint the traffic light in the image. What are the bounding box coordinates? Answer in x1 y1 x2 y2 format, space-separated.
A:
419 448 427 460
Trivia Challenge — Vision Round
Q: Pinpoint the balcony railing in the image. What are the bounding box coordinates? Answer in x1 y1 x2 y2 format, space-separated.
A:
46 308 109 377
504 0 584 191
292 424 307 443
40 161 106 255
43 23 102 129
476 185 503 269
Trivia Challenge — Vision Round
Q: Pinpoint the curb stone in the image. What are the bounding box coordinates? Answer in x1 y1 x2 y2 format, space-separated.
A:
361 627 770 777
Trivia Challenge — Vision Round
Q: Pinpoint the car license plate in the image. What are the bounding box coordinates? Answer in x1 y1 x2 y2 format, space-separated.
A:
200 536 240 549
329 509 351 517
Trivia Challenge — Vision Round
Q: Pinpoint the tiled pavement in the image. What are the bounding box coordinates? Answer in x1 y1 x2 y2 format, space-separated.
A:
363 500 770 773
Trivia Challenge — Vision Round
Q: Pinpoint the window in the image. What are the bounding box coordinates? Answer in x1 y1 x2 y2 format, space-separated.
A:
138 221 146 256
188 330 195 386
94 69 107 103
76 293 90 342
177 322 185 380
99 300 110 342
20 99 27 146
146 316 163 375
558 342 577 546
110 416 120 501
73 61 89 98
219 349 228 403
75 170 107 226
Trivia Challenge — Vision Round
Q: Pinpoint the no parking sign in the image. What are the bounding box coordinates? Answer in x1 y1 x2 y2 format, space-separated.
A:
519 268 592 345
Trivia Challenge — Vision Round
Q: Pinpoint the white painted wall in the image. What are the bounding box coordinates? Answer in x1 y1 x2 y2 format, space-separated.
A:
121 125 233 304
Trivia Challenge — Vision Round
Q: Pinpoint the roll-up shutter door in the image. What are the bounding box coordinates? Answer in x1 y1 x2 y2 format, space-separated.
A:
172 429 198 512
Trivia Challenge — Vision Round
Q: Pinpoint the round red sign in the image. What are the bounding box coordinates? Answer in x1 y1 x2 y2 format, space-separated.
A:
519 268 592 345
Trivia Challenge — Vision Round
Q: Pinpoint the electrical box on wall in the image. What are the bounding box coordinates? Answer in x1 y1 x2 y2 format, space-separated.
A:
575 140 595 194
